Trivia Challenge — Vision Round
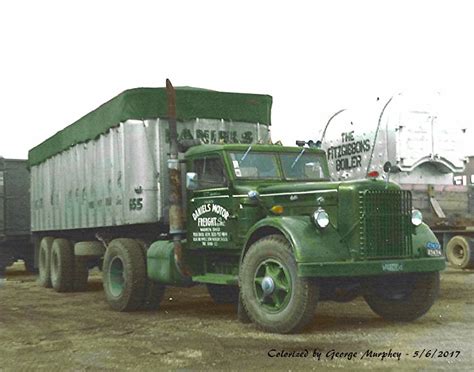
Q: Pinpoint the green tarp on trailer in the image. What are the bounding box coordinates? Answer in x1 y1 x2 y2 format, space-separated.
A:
28 87 272 166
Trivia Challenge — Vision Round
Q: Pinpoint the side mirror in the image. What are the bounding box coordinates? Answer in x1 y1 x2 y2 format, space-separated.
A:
186 172 198 190
383 161 400 174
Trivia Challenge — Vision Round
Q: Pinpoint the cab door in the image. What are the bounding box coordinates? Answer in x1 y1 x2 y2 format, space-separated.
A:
187 155 236 250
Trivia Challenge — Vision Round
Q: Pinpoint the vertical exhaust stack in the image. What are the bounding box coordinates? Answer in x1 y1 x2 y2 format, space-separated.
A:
166 79 190 276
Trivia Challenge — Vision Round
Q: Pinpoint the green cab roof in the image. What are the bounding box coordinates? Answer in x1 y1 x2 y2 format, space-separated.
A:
184 144 326 158
29 87 273 166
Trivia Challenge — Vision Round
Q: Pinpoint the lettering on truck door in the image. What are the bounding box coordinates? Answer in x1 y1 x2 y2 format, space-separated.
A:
188 156 235 249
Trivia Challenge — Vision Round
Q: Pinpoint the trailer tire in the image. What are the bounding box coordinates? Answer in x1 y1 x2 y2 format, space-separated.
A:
103 239 146 311
446 236 474 269
73 257 89 292
51 239 75 292
363 272 439 321
207 284 239 304
38 237 54 288
240 235 318 334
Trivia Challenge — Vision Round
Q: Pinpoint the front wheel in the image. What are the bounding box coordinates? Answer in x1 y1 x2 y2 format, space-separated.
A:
240 235 318 334
363 272 440 321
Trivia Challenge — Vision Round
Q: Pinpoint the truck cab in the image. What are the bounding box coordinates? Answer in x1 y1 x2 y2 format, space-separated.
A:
185 144 329 251
147 143 445 333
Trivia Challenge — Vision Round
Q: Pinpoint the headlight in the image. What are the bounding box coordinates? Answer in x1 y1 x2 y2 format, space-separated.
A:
313 208 330 229
247 190 260 200
411 209 423 226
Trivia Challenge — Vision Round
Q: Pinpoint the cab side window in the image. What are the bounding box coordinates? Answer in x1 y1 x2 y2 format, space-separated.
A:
194 157 227 189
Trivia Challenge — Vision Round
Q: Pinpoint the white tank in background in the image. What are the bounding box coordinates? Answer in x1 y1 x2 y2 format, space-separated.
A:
320 92 474 269
321 93 467 182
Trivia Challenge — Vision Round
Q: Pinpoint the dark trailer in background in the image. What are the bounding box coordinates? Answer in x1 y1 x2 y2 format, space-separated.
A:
0 158 33 273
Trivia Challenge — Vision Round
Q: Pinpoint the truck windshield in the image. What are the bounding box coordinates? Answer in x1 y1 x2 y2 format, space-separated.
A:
280 152 327 180
229 152 280 179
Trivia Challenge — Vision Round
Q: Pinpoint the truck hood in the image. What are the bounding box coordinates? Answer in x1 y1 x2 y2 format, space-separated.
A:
234 179 402 220
256 182 340 196
233 182 341 218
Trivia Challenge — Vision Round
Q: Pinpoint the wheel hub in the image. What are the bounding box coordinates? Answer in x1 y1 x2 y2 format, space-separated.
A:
453 245 465 259
254 258 292 312
261 276 275 296
109 256 125 297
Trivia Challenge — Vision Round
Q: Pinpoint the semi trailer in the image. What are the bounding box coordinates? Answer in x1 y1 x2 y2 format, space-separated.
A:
0 157 33 274
31 83 444 334
320 93 474 270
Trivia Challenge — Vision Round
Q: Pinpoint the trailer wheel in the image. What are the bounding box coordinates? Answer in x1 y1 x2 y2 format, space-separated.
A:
207 284 239 304
50 239 75 292
38 237 54 288
103 239 146 311
73 257 89 292
363 272 439 321
446 236 474 269
240 235 318 334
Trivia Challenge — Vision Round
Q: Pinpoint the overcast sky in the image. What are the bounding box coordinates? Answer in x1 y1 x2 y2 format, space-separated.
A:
1 0 473 159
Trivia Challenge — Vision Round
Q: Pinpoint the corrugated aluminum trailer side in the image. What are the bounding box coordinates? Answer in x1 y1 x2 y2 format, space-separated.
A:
0 158 33 273
30 118 270 233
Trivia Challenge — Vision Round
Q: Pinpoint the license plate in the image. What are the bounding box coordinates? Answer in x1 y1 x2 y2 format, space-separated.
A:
382 263 403 272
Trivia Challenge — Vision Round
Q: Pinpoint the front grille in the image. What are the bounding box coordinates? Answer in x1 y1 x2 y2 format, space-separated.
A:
359 189 412 259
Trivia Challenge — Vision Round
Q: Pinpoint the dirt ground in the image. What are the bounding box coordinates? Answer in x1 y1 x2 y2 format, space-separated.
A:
0 264 472 371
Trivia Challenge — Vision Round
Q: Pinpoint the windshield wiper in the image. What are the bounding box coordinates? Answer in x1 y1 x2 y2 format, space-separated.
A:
241 145 252 162
291 148 305 168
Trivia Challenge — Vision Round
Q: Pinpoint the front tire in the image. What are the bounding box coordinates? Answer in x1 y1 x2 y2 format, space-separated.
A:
364 272 440 321
102 239 147 312
240 235 318 334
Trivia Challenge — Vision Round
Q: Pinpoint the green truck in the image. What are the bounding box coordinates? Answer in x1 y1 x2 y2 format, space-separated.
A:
31 82 444 333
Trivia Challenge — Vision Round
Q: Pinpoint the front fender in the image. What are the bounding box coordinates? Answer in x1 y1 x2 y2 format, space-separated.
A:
243 216 350 263
413 222 443 258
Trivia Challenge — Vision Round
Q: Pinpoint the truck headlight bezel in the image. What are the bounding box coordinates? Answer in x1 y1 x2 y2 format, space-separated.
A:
313 208 330 229
411 209 423 226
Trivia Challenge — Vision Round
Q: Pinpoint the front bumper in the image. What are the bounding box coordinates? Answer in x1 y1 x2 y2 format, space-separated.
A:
297 257 445 277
